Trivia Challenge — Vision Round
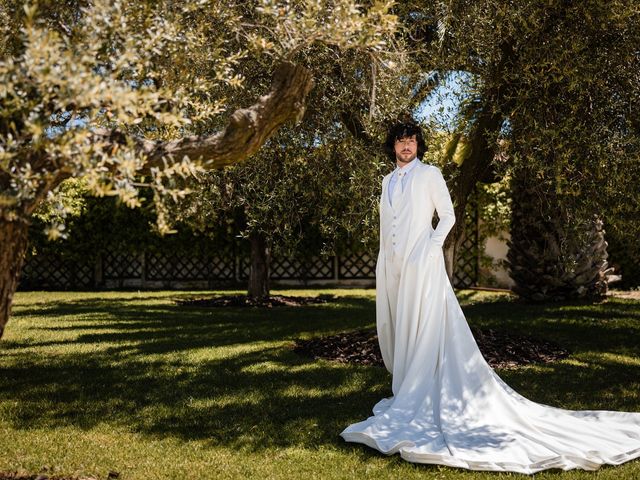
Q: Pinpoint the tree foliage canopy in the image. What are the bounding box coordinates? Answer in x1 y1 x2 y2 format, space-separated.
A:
0 0 400 235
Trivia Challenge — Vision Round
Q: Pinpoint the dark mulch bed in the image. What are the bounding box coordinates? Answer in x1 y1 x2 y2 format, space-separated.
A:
176 294 337 308
294 327 570 369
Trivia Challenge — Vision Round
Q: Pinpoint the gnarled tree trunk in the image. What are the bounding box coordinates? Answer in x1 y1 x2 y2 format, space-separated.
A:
0 219 30 339
248 231 270 300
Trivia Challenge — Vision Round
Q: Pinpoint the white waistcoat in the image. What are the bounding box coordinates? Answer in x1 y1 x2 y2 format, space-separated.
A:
379 162 439 263
381 173 416 261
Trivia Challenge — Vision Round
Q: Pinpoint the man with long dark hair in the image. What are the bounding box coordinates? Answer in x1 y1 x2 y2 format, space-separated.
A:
372 120 455 372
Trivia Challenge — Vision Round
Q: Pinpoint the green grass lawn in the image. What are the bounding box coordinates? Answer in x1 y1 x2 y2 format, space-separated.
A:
1 289 639 479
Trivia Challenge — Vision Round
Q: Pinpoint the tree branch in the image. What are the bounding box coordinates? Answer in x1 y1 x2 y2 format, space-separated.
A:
96 61 315 173
339 110 375 146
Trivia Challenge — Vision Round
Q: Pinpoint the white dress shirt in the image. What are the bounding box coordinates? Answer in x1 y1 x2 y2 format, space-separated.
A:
388 157 419 206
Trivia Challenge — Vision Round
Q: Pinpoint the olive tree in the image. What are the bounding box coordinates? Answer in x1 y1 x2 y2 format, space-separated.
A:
0 0 399 337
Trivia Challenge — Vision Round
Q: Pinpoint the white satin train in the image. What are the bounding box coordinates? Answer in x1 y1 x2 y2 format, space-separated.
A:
340 244 640 473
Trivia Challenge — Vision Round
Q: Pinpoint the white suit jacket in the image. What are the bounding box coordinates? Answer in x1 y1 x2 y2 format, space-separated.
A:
376 161 456 374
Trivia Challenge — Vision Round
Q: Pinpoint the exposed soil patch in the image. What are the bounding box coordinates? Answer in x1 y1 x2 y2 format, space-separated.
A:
294 326 570 369
176 294 337 308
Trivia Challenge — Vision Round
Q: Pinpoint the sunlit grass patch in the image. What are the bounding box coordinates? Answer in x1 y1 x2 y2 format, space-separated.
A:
1 289 639 479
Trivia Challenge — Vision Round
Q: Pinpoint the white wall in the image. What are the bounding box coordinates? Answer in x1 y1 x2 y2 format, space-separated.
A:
479 230 515 289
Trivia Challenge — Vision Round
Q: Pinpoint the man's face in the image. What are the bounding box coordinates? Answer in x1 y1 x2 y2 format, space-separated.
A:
394 135 418 165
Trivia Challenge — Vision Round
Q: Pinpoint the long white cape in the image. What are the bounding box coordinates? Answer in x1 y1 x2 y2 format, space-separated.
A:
340 242 640 473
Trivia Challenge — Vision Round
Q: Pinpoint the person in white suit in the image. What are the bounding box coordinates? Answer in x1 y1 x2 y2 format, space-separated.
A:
373 122 455 384
340 121 640 473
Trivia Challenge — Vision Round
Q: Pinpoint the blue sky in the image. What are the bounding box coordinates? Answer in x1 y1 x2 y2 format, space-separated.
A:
415 71 470 130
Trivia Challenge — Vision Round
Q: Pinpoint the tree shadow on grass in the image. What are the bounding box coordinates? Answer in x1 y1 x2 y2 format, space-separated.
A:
11 293 371 318
5 295 375 354
498 358 640 412
11 292 205 310
2 294 389 451
0 343 391 451
462 298 640 353
2 345 639 452
1 293 639 453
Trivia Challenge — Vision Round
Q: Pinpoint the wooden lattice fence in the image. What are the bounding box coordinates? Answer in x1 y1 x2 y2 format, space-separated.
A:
20 247 477 291
21 255 95 289
238 255 336 281
453 190 479 288
338 253 377 279
19 195 480 290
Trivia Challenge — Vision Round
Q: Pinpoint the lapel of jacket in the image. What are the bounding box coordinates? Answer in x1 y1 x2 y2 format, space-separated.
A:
381 173 392 208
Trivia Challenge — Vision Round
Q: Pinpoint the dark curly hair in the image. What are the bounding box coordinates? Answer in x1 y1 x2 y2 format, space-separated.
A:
384 121 427 162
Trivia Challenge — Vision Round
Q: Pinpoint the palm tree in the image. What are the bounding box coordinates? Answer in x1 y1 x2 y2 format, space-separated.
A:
506 167 615 301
